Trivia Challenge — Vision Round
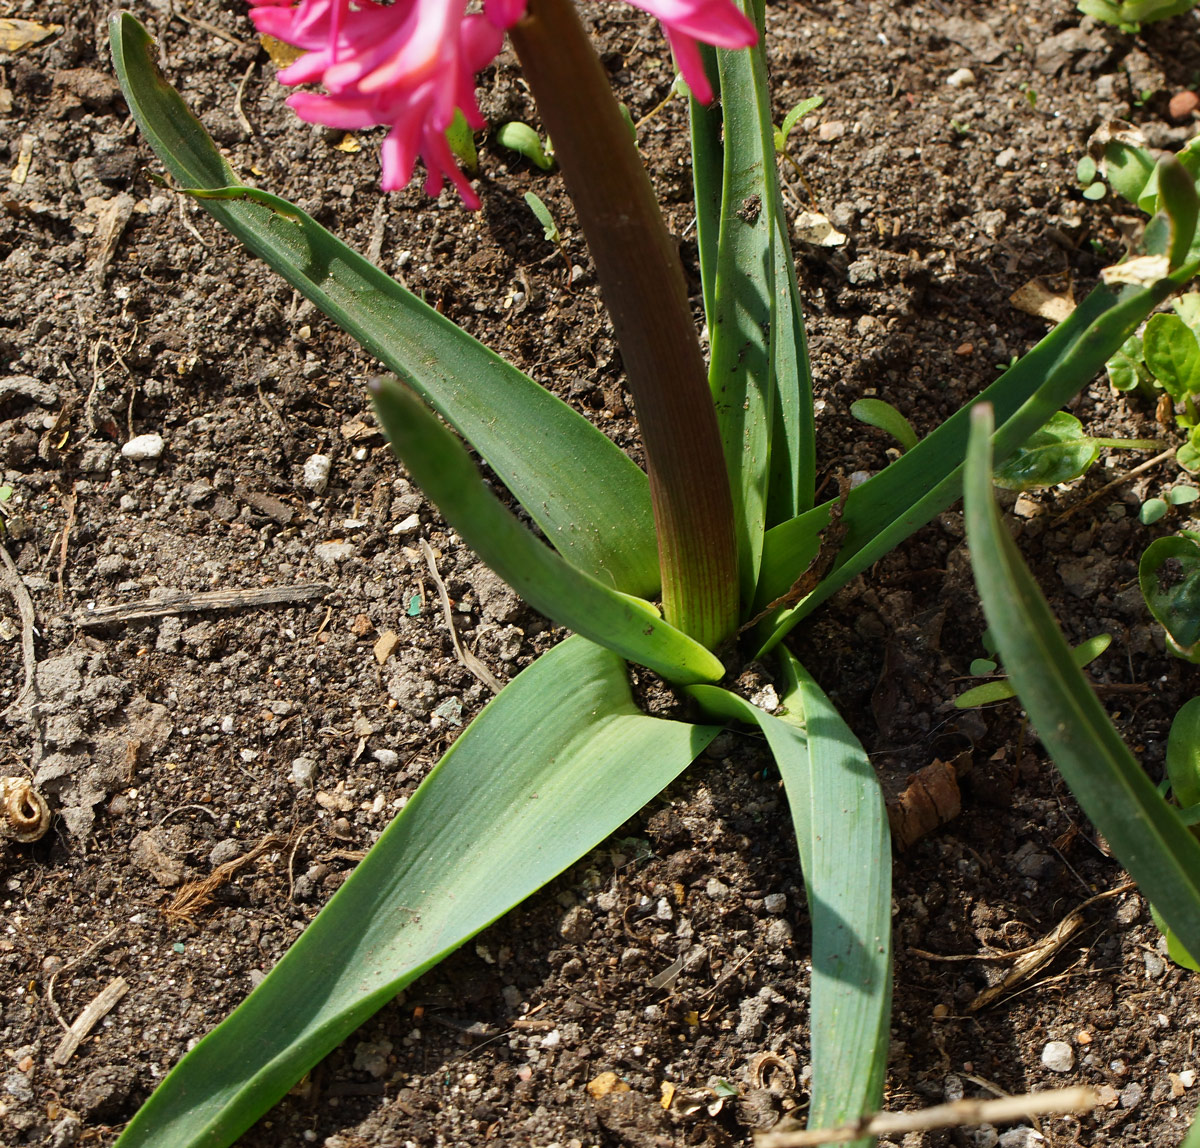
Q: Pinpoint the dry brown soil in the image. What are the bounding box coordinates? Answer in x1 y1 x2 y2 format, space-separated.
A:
2 1 1200 1146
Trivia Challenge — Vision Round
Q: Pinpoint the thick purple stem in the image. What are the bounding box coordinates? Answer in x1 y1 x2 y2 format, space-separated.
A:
510 0 739 650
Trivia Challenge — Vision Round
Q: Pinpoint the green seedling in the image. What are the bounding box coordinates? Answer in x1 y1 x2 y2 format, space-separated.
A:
1140 485 1199 524
772 94 824 203
850 397 918 453
1079 0 1198 32
955 633 1111 708
496 121 554 170
444 109 478 174
523 191 574 283
992 410 1161 491
773 95 824 154
1076 155 1107 201
1140 533 1200 660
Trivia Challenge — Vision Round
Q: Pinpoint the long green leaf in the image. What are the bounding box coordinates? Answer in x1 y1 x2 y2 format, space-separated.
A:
688 44 723 328
754 254 1200 655
691 652 891 1144
116 637 719 1148
963 403 1200 962
109 12 658 597
371 378 724 684
706 1 777 605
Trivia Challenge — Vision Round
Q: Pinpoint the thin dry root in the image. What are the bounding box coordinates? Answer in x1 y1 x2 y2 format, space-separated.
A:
1 776 50 842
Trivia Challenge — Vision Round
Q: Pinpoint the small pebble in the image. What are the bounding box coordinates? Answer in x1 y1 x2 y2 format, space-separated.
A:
208 838 241 867
302 453 332 494
817 120 846 142
998 1129 1038 1148
314 541 356 564
1144 951 1166 978
372 748 399 767
1179 1069 1196 1088
121 433 164 461
1119 1081 1144 1109
764 893 787 914
1169 90 1200 120
994 147 1018 169
946 67 976 88
972 1125 999 1148
291 756 318 787
1041 1040 1074 1073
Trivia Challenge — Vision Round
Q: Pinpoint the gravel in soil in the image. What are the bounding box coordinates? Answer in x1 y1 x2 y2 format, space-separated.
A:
2 2 1200 1145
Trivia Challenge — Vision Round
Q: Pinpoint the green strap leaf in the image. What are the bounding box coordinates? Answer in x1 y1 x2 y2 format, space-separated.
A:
963 403 1200 964
371 378 724 684
703 0 816 602
706 3 777 605
109 12 659 597
115 636 719 1148
690 651 891 1142
754 254 1200 655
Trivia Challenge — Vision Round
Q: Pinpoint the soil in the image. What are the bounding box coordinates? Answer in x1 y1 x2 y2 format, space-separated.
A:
2 1 1200 1146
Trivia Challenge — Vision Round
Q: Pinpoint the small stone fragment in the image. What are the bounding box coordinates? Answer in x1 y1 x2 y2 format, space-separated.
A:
1041 1040 1074 1073
303 453 332 494
816 120 846 142
1169 90 1200 120
1119 1081 1144 1109
291 756 318 787
120 433 165 461
587 1071 630 1099
314 541 355 564
994 148 1018 169
946 67 976 88
764 892 787 914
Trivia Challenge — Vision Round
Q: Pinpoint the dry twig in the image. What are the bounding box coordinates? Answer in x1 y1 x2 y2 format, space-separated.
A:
0 543 37 712
757 1087 1097 1147
165 834 287 922
52 977 130 1066
77 583 331 628
420 539 503 695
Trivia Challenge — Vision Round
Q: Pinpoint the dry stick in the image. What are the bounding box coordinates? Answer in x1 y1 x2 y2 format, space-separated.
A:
1051 447 1176 525
0 543 37 711
44 925 123 1034
56 484 77 600
755 1087 1098 1148
52 977 130 1066
233 59 256 136
419 539 503 695
909 880 1136 1011
76 582 331 628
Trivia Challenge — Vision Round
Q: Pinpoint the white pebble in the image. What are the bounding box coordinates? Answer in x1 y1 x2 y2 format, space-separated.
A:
1041 1040 1074 1073
372 748 399 767
291 756 318 786
946 67 977 88
998 1130 1039 1148
121 433 165 461
314 541 356 564
1179 1069 1196 1088
302 453 332 494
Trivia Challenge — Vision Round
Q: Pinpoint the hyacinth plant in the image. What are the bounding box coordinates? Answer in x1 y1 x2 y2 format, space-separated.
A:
108 1 1200 1145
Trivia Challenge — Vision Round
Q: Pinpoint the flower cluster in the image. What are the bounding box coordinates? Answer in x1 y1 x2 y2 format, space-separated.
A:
248 0 756 207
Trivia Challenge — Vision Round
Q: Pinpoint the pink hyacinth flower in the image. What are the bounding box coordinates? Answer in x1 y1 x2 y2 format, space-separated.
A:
249 0 757 205
627 0 756 102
